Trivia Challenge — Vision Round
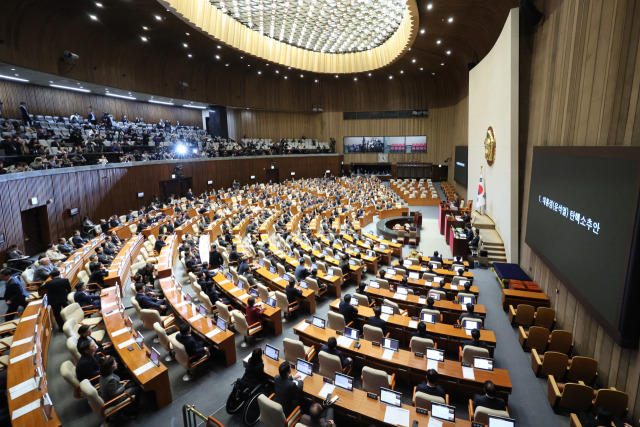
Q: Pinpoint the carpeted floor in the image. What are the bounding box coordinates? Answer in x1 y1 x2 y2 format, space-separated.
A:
0 187 569 427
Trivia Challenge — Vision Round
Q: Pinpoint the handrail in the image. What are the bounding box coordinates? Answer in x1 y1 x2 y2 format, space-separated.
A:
182 404 224 427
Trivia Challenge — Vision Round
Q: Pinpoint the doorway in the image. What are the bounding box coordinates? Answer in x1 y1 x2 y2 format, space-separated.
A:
21 206 50 256
160 177 192 202
266 168 279 184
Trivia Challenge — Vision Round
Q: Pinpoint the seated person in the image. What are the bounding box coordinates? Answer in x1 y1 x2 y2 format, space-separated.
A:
77 324 112 354
463 328 487 349
469 229 480 250
74 282 101 310
415 369 447 400
242 348 265 387
320 336 352 369
89 263 109 288
245 297 265 339
300 402 335 427
76 339 103 382
184 252 200 272
58 237 74 254
285 278 302 304
134 282 167 315
367 306 386 335
238 256 251 276
71 230 88 248
412 321 431 339
338 294 358 326
294 258 310 282
458 303 481 325
99 356 141 418
274 361 304 416
46 243 67 264
136 263 157 287
176 323 210 360
472 380 506 411
431 251 443 264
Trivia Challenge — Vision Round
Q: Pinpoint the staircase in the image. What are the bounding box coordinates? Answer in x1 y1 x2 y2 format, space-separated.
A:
471 213 507 264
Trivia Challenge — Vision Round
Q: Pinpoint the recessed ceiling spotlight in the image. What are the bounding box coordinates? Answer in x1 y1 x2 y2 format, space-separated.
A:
412 59 416 63
142 26 149 30
215 54 220 59
225 63 230 66
389 75 393 79
353 77 358 81
217 45 221 49
440 62 445 66
420 29 426 34
141 36 149 42
187 54 193 58
284 76 288 79
335 74 339 78
240 56 244 59
427 3 433 10
436 39 441 45
300 74 304 78
247 64 251 67
95 2 103 7
258 71 262 74
183 43 188 48
154 15 162 20
399 70 404 74
419 67 424 71
89 14 98 20
446 50 451 55
275 70 280 74
368 73 372 76
186 32 190 35
432 72 435 75
448 17 454 23
314 79 318 83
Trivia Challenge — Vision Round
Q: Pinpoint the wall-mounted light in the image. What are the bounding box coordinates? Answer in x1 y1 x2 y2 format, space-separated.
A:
290 172 296 176
29 197 38 205
207 180 213 185
69 207 79 216
137 192 144 198
250 175 256 180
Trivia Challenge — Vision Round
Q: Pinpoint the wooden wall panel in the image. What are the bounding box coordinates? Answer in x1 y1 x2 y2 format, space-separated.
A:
519 0 640 419
0 155 341 262
0 80 202 127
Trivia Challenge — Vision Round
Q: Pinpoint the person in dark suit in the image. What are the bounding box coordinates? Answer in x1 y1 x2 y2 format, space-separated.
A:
241 348 265 388
209 244 224 270
19 101 33 126
76 339 103 382
472 381 506 411
0 269 28 320
99 356 140 418
285 278 302 304
71 230 88 248
367 306 387 335
154 235 167 253
134 282 167 314
294 258 310 282
6 244 32 270
39 270 71 331
338 294 358 326
463 328 488 349
469 229 480 250
229 245 241 265
458 303 481 325
415 369 447 400
465 224 474 241
320 336 352 369
300 402 335 427
176 323 209 359
274 361 303 416
238 256 251 276
412 321 432 339
74 282 101 310
89 263 109 288
338 255 350 275
77 324 112 354
87 110 97 125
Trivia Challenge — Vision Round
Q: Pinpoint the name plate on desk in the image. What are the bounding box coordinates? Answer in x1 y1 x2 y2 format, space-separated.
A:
414 352 424 358
366 392 378 400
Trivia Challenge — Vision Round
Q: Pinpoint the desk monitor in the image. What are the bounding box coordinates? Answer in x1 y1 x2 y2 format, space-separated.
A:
42 294 48 310
265 344 279 361
380 244 387 250
283 273 291 282
403 259 412 267
473 356 494 371
237 281 245 290
198 304 207 317
185 293 193 303
349 298 359 306
135 331 144 349
249 288 259 298
409 272 419 280
392 238 398 243
488 415 516 427
387 268 396 276
344 327 359 341
296 358 313 377
349 259 356 266
299 281 308 289
427 291 442 301
354 248 360 254
288 251 293 258
434 276 444 284
124 316 133 332
367 250 376 258
397 287 408 295
431 402 456 422
380 387 402 407
463 319 481 330
323 250 328 255
334 373 353 391
269 266 277 274
326 269 334 277
267 297 277 308
426 348 445 362
420 313 435 324
461 296 475 305
383 338 399 352
226 273 233 283
150 347 160 366
312 263 318 270
312 316 326 329
259 259 265 267
381 304 394 316
216 317 227 331
369 280 380 289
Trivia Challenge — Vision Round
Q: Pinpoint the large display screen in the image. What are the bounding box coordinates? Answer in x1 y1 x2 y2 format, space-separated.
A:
454 146 468 187
526 147 640 346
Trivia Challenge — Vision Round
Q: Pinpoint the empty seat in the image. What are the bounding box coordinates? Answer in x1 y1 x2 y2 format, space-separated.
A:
518 325 550 352
508 304 535 327
531 349 568 378
547 375 594 413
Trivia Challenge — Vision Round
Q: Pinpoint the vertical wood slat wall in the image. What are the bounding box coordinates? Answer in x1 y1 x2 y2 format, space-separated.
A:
0 155 342 262
0 81 203 127
520 0 640 419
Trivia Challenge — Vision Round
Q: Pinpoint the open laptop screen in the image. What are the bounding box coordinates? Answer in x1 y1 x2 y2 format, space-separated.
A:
296 358 313 376
265 344 279 361
420 313 435 324
150 347 160 366
488 415 516 427
312 316 326 329
216 317 227 331
383 338 399 352
380 388 402 407
381 305 394 315
344 327 359 340
473 356 494 371
426 348 445 362
334 373 353 391
431 403 455 422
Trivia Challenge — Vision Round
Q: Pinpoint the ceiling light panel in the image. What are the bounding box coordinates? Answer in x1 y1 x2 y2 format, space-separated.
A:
209 0 407 53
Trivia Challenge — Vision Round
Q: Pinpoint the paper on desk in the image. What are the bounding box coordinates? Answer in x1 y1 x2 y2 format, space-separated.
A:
112 327 129 337
28 300 43 306
219 280 230 285
427 417 443 427
188 314 204 323
393 293 407 300
297 322 309 331
11 398 41 420
104 310 120 317
9 378 38 400
380 314 390 321
384 406 410 427
206 328 221 338
133 361 155 376
336 335 354 348
465 329 472 336
117 338 135 349
10 349 36 364
20 314 38 323
450 284 458 290
11 337 33 348
427 359 439 371
462 367 475 380
229 287 241 294
103 301 117 308
420 267 427 271
382 349 394 360
408 320 418 329
174 301 188 308
318 383 336 399
239 294 249 300
418 297 426 305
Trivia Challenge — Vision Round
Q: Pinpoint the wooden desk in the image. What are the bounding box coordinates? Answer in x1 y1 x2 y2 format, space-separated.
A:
362 233 403 258
358 211 374 228
383 273 478 300
157 235 177 278
444 215 464 245
159 278 237 366
363 287 486 323
293 321 511 401
501 289 550 310
101 288 173 409
105 235 144 288
7 301 60 426
211 272 283 336
449 226 469 259
329 300 496 356
400 265 474 282
377 207 409 219
57 236 105 285
438 204 457 235
255 353 473 427
253 267 316 314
